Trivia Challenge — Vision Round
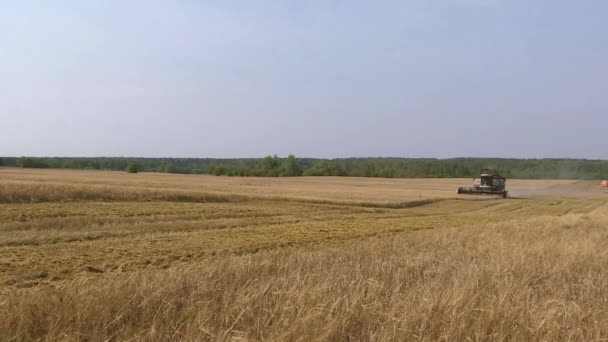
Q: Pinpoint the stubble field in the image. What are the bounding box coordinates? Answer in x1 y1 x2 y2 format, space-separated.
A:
1 168 607 341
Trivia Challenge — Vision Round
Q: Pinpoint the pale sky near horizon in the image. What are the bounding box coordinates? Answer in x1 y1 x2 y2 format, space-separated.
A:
1 1 607 159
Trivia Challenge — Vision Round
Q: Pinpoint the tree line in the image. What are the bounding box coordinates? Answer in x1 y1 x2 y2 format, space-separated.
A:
1 156 607 180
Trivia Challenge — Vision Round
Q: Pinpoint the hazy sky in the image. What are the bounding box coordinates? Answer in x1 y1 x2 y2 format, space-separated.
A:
1 1 607 158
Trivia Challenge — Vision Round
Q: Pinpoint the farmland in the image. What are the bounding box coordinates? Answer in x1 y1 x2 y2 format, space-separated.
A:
1 168 608 340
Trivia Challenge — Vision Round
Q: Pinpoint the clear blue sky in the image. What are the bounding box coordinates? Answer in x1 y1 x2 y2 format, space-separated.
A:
1 1 607 159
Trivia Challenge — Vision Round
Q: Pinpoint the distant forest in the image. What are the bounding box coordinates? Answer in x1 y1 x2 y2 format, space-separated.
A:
1 156 607 180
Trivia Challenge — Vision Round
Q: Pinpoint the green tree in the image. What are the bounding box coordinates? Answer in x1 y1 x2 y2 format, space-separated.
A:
17 157 50 168
258 155 281 176
329 160 347 176
126 162 139 173
159 161 177 173
303 160 329 176
281 155 302 176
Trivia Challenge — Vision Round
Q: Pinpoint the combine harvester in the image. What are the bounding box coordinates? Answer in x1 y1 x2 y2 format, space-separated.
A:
457 169 508 199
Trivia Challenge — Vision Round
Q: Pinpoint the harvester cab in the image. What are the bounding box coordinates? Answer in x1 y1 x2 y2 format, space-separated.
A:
458 169 508 198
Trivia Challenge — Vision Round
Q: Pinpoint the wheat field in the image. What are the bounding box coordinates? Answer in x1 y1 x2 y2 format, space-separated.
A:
1 168 607 341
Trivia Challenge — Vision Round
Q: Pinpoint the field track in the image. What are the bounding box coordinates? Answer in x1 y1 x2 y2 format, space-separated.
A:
1 168 607 340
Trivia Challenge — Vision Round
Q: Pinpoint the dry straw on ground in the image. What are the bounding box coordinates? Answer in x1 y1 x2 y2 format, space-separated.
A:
0 168 606 341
